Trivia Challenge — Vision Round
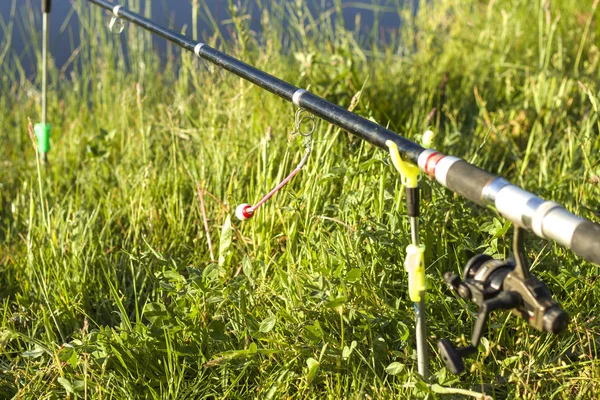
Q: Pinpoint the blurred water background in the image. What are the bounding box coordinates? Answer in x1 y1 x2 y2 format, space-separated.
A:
0 0 412 76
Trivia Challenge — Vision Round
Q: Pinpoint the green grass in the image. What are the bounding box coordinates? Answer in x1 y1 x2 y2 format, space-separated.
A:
1 0 600 398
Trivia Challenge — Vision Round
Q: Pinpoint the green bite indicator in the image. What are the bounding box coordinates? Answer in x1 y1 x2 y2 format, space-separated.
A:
34 123 51 155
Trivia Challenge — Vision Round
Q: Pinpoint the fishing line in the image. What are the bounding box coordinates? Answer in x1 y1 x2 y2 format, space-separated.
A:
236 109 315 221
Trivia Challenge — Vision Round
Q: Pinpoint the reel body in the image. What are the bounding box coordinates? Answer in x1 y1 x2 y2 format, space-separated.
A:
438 227 569 374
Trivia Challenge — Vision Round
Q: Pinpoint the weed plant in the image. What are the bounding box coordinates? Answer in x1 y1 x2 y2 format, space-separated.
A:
1 0 599 398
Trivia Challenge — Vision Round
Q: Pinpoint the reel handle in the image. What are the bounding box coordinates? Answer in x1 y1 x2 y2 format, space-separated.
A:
437 340 474 375
438 291 520 374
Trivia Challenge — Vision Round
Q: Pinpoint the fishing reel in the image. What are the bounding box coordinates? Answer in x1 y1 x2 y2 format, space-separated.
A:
438 227 569 374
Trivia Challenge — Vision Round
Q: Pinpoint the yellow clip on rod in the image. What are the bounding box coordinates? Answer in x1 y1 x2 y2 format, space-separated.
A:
386 140 420 189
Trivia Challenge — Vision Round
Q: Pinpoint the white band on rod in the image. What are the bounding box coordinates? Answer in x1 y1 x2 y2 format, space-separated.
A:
292 89 307 107
194 43 206 56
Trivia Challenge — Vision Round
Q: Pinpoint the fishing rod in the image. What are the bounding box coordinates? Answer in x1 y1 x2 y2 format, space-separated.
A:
85 0 598 376
87 0 599 267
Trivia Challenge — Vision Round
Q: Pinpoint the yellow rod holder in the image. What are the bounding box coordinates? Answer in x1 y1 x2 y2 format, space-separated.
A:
386 140 420 189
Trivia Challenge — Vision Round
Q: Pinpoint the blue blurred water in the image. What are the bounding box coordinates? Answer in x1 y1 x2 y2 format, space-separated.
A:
0 0 408 76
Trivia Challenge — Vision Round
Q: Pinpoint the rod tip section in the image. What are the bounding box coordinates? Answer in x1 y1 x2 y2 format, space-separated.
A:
235 204 254 221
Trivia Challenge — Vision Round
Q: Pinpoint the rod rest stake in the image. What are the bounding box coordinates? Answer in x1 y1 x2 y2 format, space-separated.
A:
438 227 569 374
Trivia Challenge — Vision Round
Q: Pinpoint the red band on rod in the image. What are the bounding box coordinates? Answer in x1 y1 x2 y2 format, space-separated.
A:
424 153 445 176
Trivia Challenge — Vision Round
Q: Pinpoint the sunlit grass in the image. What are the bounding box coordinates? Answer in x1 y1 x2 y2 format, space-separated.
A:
0 0 599 398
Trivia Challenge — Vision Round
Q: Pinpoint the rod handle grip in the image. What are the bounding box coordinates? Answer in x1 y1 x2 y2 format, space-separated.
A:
42 0 51 13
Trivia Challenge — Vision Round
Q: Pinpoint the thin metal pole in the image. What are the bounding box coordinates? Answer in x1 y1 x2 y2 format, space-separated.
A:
410 218 419 247
84 0 600 266
416 298 427 378
409 216 428 380
39 0 51 163
42 12 48 127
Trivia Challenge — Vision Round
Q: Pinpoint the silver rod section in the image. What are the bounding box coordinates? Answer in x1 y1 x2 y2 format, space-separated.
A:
42 12 48 126
410 217 419 247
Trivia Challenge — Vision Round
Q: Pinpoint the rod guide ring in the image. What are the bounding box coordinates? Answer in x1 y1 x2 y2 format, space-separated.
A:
295 108 315 138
